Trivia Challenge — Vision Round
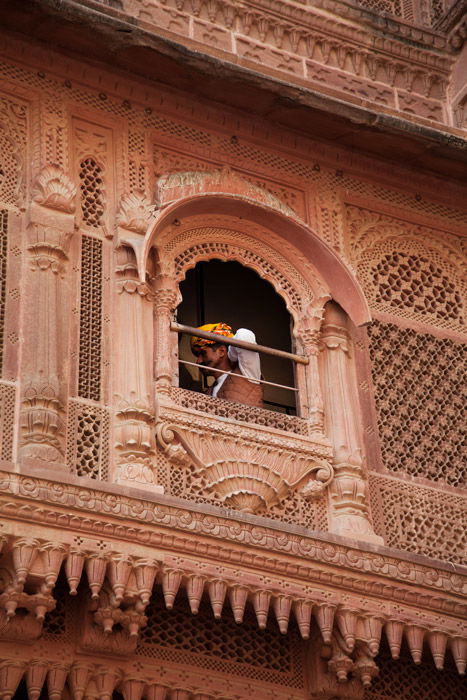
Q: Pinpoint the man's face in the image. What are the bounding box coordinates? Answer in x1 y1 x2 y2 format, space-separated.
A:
194 345 227 378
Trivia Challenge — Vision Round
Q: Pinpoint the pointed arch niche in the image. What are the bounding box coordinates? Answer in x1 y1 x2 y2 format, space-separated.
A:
117 173 380 542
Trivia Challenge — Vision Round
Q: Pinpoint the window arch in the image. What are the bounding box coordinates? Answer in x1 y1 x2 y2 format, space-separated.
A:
177 259 297 414
152 214 329 424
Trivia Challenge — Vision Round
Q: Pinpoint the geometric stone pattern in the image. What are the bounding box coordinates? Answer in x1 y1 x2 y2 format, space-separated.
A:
369 472 467 564
78 235 103 402
0 208 7 377
0 92 27 206
137 589 304 688
66 399 110 480
367 320 466 488
0 380 15 461
364 641 467 699
351 212 466 333
372 251 463 325
79 157 105 228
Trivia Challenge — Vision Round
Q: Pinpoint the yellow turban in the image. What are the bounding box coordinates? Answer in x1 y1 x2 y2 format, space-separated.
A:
190 323 233 353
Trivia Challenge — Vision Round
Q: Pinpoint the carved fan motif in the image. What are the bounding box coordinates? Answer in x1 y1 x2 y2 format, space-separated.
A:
156 422 333 514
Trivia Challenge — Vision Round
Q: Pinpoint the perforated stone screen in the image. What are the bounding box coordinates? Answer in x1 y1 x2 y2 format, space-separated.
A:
78 235 103 402
136 587 305 689
364 640 466 699
367 320 466 488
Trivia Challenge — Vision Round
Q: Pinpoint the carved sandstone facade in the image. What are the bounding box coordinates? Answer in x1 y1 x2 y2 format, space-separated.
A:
0 0 465 698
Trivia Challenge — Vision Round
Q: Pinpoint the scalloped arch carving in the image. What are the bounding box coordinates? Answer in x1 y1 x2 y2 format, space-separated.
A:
156 216 330 328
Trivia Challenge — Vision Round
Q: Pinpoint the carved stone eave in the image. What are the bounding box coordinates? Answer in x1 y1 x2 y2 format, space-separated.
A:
0 465 465 695
0 466 465 650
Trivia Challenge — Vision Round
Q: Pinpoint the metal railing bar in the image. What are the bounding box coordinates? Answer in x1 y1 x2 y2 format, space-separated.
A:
178 359 299 392
171 322 309 365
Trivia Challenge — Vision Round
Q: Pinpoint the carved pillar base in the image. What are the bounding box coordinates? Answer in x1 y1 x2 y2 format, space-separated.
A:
19 376 64 467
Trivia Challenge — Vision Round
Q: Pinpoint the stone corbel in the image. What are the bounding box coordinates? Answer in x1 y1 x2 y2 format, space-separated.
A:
156 421 334 514
31 164 76 216
116 190 153 236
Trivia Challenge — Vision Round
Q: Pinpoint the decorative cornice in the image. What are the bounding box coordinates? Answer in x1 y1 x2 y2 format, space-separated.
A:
0 467 465 610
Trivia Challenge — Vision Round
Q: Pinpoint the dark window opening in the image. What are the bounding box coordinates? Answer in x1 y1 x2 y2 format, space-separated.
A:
177 260 297 414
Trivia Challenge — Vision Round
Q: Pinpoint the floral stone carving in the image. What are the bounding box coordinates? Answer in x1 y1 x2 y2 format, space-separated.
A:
156 414 334 514
32 164 76 214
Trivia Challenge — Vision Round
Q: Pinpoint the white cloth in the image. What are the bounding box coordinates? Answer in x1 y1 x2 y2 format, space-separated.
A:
212 328 261 397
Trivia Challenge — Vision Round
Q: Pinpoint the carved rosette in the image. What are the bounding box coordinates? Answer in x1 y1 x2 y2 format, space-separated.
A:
156 422 333 514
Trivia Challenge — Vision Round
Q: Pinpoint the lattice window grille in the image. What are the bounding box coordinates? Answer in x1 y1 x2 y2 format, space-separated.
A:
357 240 465 333
78 234 103 402
136 589 305 689
0 209 7 377
0 380 15 462
368 320 466 489
364 639 467 699
66 398 110 480
79 157 105 228
369 473 467 565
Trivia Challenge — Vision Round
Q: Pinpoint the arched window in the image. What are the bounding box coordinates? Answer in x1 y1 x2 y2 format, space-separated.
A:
177 260 297 414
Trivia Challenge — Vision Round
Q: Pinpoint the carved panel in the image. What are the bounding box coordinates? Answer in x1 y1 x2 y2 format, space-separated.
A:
169 387 308 436
72 117 114 235
0 209 7 377
367 320 465 488
0 92 27 207
364 642 467 699
347 206 465 333
369 472 467 564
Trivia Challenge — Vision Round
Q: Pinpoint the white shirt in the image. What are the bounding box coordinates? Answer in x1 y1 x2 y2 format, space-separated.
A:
212 328 261 397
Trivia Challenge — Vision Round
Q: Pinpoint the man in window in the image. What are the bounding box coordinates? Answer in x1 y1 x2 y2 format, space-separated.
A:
190 323 263 408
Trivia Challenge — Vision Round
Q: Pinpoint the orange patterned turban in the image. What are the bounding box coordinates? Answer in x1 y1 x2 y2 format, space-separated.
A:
190 323 234 353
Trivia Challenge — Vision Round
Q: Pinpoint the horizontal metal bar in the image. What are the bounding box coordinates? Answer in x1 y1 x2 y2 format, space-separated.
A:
171 322 309 365
179 359 299 392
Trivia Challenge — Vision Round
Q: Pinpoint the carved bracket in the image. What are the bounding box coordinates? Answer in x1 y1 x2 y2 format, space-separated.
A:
156 421 334 513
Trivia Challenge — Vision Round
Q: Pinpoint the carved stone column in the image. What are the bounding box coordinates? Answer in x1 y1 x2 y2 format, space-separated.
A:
153 275 180 397
19 166 76 467
113 193 161 489
298 326 326 434
320 302 383 544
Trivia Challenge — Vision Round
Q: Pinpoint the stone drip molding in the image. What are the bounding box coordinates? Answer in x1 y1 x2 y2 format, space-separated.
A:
0 31 465 208
116 0 453 118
